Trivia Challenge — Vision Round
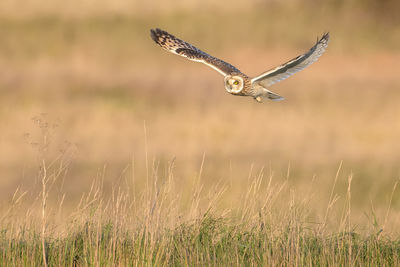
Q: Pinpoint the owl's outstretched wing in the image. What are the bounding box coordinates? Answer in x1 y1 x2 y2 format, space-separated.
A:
251 33 329 87
150 28 241 76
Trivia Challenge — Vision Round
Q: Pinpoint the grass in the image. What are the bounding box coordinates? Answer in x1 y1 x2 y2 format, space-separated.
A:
1 121 399 265
2 217 400 265
1 152 399 265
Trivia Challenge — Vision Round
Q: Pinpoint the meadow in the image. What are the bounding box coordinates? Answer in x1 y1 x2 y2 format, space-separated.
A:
0 0 400 265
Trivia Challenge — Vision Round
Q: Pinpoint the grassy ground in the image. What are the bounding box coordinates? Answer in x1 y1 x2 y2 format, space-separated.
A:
1 153 399 265
2 219 400 265
0 1 400 265
1 157 399 265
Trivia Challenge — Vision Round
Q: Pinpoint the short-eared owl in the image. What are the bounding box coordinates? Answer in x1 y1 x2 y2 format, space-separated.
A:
150 28 329 102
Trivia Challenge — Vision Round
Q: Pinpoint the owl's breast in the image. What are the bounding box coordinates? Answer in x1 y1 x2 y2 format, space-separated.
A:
238 79 253 96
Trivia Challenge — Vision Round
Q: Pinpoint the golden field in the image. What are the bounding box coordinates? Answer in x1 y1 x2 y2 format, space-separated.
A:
0 1 400 264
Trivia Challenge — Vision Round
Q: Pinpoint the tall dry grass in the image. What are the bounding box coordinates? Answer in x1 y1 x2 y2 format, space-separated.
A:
1 122 399 265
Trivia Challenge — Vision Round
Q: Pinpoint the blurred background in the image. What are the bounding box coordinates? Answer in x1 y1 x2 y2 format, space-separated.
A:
0 0 399 232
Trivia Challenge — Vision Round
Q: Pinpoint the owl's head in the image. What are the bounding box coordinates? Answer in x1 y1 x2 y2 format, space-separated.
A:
224 75 244 94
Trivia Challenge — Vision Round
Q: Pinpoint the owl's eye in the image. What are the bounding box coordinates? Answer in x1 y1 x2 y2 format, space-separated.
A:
233 80 239 85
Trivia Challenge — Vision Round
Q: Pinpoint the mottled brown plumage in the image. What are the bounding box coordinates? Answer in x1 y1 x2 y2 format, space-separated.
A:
150 28 329 102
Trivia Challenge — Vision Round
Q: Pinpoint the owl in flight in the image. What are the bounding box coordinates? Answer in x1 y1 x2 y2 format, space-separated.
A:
150 28 329 102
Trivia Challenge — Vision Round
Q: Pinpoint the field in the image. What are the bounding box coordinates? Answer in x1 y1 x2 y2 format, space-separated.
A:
1 0 400 265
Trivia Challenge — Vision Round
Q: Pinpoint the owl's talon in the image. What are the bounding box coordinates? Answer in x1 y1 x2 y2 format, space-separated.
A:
255 96 263 103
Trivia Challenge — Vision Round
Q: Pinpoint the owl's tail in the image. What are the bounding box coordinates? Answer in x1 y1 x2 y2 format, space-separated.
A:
266 90 284 101
255 89 284 102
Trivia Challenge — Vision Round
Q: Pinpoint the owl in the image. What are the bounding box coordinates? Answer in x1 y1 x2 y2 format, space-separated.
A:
150 28 329 102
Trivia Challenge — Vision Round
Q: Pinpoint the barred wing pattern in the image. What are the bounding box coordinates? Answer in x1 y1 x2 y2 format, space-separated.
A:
150 28 241 76
251 33 330 87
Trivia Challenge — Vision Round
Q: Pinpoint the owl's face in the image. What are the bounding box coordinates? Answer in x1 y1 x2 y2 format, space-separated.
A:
224 75 244 94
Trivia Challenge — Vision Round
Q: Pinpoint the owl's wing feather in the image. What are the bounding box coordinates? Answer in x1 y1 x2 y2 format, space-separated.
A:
251 33 329 87
150 28 241 76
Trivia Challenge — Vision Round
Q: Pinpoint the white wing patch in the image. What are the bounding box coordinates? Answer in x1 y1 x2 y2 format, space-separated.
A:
150 28 241 76
201 61 229 76
251 33 329 87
